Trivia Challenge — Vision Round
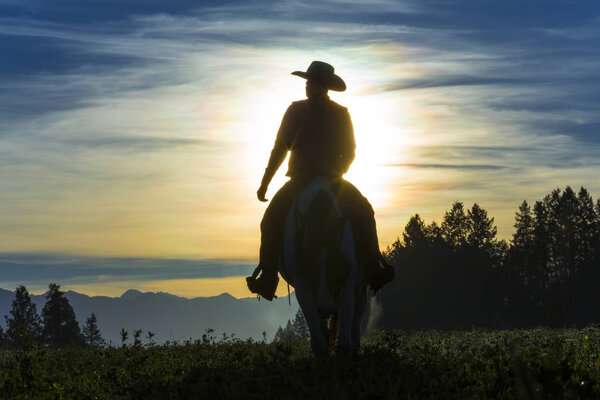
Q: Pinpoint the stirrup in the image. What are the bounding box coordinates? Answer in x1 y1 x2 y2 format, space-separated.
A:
246 273 279 301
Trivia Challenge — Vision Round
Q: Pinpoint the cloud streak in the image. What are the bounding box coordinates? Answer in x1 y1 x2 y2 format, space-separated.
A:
1 0 600 292
0 252 254 288
388 163 506 170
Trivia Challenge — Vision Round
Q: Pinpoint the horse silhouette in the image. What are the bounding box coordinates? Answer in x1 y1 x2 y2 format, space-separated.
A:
279 177 368 355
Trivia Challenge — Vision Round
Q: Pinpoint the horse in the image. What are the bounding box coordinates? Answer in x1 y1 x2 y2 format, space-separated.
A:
278 176 368 355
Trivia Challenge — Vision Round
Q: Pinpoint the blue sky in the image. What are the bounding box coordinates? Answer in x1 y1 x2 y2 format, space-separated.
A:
1 0 599 297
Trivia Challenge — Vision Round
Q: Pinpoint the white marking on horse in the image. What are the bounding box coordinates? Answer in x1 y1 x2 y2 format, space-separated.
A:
279 177 367 355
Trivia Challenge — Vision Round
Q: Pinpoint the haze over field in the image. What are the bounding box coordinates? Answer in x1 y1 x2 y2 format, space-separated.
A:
1 0 599 297
0 287 299 344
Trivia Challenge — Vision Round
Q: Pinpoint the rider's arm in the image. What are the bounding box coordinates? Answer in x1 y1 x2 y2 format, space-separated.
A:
338 109 356 174
260 105 296 188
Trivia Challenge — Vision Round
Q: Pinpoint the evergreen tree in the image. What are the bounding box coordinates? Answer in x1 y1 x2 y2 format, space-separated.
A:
554 186 579 279
274 309 309 341
4 285 41 348
595 198 600 257
402 214 427 248
381 186 600 330
441 201 469 248
425 221 443 243
576 187 597 263
274 321 294 341
507 200 538 323
532 199 551 296
512 200 534 249
0 325 6 348
41 283 84 347
82 313 105 347
120 328 129 347
466 203 497 251
290 309 309 340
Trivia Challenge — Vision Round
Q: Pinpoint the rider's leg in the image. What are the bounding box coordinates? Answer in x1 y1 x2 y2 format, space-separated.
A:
250 179 305 300
334 179 394 292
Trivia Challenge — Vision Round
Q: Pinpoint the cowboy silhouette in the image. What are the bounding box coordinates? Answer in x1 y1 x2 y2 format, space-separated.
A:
247 61 394 300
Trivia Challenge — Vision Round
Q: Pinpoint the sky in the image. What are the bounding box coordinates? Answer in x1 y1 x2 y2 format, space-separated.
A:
1 0 600 298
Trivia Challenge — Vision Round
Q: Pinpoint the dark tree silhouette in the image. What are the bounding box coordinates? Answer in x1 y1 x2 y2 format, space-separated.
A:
146 331 156 346
82 313 105 347
133 329 143 347
380 186 600 331
402 214 428 249
41 283 84 347
274 309 309 341
467 203 497 251
120 328 129 347
441 201 469 248
0 325 6 348
4 285 42 349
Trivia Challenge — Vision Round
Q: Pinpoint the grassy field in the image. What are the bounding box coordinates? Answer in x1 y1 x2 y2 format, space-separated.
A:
1 328 600 399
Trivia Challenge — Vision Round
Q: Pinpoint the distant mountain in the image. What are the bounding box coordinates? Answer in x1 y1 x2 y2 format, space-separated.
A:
0 287 299 344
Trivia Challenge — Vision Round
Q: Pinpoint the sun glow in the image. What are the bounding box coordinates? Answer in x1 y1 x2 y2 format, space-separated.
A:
343 93 405 209
237 63 408 212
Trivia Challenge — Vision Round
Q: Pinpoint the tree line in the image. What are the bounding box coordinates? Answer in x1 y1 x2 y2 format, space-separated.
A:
380 186 600 330
0 284 104 349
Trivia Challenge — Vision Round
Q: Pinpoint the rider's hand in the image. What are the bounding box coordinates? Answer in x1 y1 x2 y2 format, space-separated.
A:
257 184 268 202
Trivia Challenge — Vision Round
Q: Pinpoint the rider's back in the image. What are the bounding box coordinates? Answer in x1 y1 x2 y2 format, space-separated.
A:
274 96 356 179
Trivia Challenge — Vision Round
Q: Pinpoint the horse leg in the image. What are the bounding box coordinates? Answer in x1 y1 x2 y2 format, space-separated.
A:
295 289 327 356
335 280 356 352
326 313 339 355
351 283 368 351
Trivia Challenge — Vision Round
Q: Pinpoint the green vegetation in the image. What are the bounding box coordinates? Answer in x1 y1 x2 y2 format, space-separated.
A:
2 328 600 399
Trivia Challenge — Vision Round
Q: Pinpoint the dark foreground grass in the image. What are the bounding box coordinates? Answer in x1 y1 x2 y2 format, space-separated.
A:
2 328 600 399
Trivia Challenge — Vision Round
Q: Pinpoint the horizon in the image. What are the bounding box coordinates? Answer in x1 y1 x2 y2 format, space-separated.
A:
0 285 277 300
2 0 600 298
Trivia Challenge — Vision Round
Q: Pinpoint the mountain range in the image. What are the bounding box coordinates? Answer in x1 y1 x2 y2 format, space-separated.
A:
0 288 299 344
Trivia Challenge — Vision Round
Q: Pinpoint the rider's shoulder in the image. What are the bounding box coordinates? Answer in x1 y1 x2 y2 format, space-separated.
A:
327 99 349 113
291 98 348 111
286 99 309 112
290 99 309 107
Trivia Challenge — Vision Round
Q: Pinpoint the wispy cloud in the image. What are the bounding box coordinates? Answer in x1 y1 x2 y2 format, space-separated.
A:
0 252 254 289
1 0 600 279
388 163 506 170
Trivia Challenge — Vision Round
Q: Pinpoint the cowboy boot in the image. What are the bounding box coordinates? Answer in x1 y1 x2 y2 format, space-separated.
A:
367 254 395 293
246 265 279 301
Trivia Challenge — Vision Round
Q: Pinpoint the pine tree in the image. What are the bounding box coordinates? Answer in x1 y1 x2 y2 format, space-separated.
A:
274 309 309 341
41 283 84 347
290 309 309 340
512 200 534 249
0 325 6 348
441 201 469 248
82 313 105 347
120 328 129 347
4 285 41 348
576 187 597 263
403 214 427 248
555 186 579 279
532 199 551 293
467 203 497 251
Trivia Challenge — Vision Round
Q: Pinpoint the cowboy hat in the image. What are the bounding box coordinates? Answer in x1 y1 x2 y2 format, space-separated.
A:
292 61 346 92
